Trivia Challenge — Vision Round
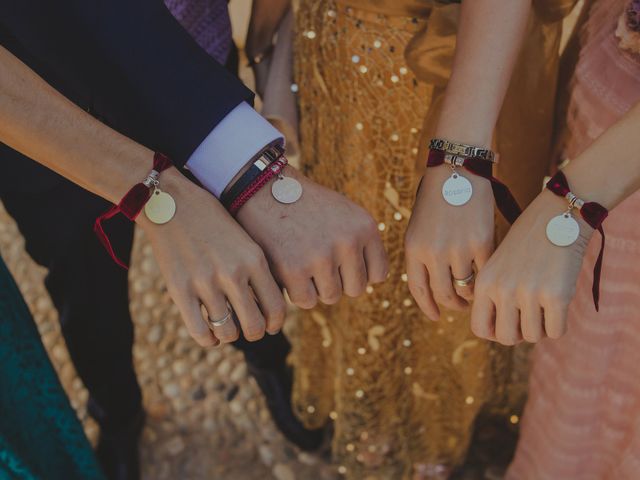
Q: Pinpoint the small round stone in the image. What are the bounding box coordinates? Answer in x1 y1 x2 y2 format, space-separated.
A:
391 75 399 83
351 55 360 63
381 300 390 309
359 65 368 74
403 298 412 307
338 466 347 475
355 389 364 398
290 83 299 93
306 30 317 39
355 122 364 131
346 443 355 452
357 347 366 355
404 367 413 375
346 367 355 376
400 67 409 75
378 222 386 231
403 339 412 347
510 415 520 424
390 133 399 142
366 285 374 294
401 273 408 282
329 411 339 420
307 405 316 413
394 212 403 221
465 396 474 405
373 40 382 48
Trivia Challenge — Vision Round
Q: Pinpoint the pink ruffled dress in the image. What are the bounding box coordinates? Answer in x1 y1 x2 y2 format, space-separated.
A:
507 1 640 478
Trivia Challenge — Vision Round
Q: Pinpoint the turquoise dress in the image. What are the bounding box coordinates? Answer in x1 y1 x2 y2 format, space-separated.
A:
0 257 104 480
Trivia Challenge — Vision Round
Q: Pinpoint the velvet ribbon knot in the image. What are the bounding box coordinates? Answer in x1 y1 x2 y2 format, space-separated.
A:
427 149 522 224
545 170 608 311
94 152 173 269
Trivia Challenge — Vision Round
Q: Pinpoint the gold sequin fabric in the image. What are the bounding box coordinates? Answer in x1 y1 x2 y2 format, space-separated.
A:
291 2 530 478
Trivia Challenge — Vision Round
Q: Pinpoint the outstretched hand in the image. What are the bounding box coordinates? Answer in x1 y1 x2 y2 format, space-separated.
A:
237 166 388 309
405 165 495 320
137 170 286 347
471 190 592 345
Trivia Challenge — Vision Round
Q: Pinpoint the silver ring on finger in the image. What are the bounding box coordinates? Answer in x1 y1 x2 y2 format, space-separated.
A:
452 271 475 288
207 306 233 329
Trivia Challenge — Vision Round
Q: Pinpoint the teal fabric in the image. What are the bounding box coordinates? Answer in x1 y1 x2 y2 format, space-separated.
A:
0 257 105 480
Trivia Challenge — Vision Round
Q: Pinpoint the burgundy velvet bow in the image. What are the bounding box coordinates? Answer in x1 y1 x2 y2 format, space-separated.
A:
94 152 173 269
427 149 522 224
546 170 608 311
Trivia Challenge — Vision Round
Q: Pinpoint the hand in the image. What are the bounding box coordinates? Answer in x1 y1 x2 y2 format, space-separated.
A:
236 166 388 308
471 190 592 345
137 170 286 347
404 165 495 320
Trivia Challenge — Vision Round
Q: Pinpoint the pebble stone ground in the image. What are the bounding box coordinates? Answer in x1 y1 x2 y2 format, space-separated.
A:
0 206 338 480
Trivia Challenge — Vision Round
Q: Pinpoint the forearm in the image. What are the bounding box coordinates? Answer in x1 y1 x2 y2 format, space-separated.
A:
562 101 640 210
0 46 157 204
435 0 532 146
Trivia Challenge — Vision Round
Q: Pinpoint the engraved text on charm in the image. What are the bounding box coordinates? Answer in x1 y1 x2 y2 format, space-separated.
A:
272 176 303 204
144 189 176 224
442 173 473 206
546 213 580 247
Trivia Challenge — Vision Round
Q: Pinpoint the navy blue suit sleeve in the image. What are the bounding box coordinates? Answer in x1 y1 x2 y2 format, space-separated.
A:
0 0 254 166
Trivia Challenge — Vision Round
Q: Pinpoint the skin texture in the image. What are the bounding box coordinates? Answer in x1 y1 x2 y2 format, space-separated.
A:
473 102 640 345
405 0 532 320
237 166 389 309
0 45 286 347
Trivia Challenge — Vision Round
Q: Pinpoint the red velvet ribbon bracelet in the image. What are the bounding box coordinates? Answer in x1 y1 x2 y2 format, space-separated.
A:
546 170 609 311
94 152 173 269
229 156 288 215
427 149 522 224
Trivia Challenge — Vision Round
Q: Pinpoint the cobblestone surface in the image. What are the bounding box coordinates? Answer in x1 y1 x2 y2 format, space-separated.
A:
0 206 337 480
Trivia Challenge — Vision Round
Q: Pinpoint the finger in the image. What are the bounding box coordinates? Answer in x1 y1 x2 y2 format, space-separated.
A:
285 275 318 309
339 249 368 298
542 300 569 339
249 268 287 335
171 288 219 347
406 259 440 321
428 260 467 311
225 284 267 342
312 261 343 306
494 300 521 346
364 237 389 284
200 290 239 344
450 256 475 302
520 299 544 343
470 286 496 340
473 245 492 271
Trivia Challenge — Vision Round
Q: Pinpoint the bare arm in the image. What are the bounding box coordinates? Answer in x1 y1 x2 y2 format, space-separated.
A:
406 0 532 319
0 45 286 346
472 101 640 345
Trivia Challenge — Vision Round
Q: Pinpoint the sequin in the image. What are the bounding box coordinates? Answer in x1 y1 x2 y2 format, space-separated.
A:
381 300 390 309
346 443 355 452
346 367 355 376
510 415 519 424
366 285 374 294
338 466 347 475
357 347 367 355
403 339 412 347
377 222 386 231
307 405 316 413
401 273 408 282
359 65 368 74
403 298 412 307
391 75 400 83
330 411 339 420
465 396 474 405
352 54 361 63
390 133 399 142
400 67 409 75
404 367 413 375
394 212 402 221
306 30 317 39
356 122 364 131
327 9 336 18
373 39 382 48
356 389 365 398
290 83 299 93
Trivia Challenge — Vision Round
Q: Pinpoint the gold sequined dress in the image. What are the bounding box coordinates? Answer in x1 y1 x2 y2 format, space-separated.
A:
290 1 576 477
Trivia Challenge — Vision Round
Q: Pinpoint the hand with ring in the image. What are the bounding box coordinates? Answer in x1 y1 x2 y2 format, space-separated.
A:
405 163 494 321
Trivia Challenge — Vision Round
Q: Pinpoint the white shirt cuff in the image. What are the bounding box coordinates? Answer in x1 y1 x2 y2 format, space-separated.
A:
186 102 284 197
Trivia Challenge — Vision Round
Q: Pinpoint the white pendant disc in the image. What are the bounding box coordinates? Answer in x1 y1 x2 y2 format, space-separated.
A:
442 173 473 206
144 189 176 225
546 213 579 247
272 177 303 204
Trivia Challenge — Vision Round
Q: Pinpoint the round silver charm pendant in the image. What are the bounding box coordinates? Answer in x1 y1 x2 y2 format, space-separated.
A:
546 213 579 247
442 173 473 206
272 176 303 204
144 189 176 224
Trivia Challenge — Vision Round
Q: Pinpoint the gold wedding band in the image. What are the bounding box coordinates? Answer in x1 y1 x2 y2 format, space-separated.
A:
453 272 475 288
207 307 232 329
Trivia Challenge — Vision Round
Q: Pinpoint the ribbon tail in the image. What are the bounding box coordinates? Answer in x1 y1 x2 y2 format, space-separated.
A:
93 206 129 270
490 180 522 225
592 226 605 312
